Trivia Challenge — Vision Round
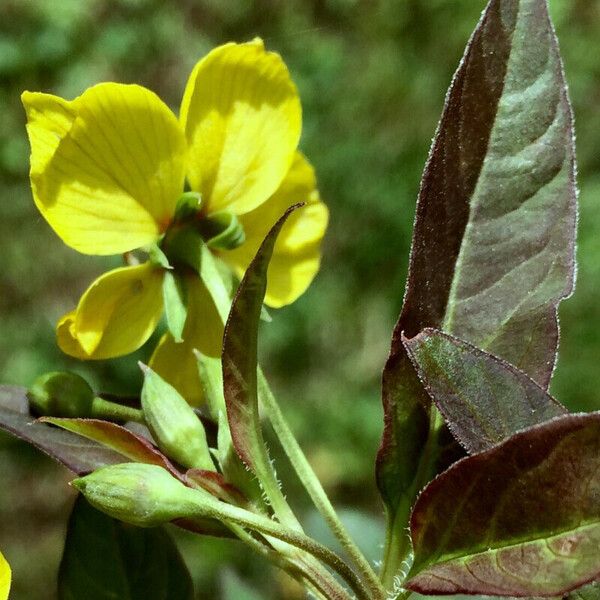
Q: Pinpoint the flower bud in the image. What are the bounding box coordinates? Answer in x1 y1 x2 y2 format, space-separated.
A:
140 364 214 471
28 371 94 418
72 463 202 527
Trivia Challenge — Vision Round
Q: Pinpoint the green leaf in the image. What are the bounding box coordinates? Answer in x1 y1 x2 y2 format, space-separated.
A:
403 329 567 453
162 270 188 343
58 497 194 600
39 417 181 476
221 570 263 600
406 413 600 597
222 205 302 472
0 385 123 474
377 0 577 536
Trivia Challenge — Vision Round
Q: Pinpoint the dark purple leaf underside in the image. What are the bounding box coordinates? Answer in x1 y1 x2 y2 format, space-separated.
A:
377 0 576 512
407 413 600 597
403 329 567 453
222 205 302 471
0 385 123 475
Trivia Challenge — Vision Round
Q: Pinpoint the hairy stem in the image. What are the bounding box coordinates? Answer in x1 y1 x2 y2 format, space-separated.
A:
259 370 386 599
191 496 371 600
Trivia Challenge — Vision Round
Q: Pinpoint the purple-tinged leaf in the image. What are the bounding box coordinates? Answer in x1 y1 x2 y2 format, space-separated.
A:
40 417 182 479
222 205 302 472
0 385 123 475
377 0 576 521
185 469 247 506
407 413 600 597
58 497 194 600
403 329 567 453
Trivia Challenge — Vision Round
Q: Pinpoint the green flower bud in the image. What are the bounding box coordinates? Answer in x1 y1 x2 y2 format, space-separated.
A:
28 372 94 418
140 364 215 471
72 463 202 527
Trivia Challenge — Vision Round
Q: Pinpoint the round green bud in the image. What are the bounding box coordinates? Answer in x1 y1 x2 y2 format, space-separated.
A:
28 371 95 418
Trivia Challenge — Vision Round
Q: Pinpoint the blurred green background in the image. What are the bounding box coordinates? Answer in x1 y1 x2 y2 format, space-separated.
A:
1 0 599 598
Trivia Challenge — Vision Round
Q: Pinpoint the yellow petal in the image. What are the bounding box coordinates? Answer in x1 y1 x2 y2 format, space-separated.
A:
149 276 223 405
180 39 301 215
22 84 187 255
0 551 10 600
221 153 328 308
57 263 164 359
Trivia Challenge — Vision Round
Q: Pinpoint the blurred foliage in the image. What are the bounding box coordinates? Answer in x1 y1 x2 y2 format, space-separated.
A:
1 0 599 598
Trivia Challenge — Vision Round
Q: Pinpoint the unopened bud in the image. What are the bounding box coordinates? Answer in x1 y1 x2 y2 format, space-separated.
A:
140 364 214 471
28 372 94 418
72 463 202 527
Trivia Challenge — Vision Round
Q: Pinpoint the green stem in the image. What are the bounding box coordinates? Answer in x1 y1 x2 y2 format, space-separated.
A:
380 406 444 591
90 397 145 423
191 497 371 600
258 370 386 600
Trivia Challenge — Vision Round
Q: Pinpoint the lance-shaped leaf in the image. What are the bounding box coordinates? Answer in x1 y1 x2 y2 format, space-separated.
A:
222 205 302 471
0 385 123 474
377 0 577 516
403 329 568 453
40 417 182 478
406 413 600 597
58 497 194 600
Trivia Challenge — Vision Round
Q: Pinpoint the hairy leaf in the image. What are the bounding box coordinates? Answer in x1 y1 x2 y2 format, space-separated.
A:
377 0 576 518
407 413 600 597
0 385 123 474
222 205 301 471
40 417 181 478
58 497 194 600
403 329 567 453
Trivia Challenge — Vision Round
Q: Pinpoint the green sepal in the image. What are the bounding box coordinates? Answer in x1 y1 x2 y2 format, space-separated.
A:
140 364 214 471
201 211 246 251
194 350 225 419
161 225 231 323
162 271 188 343
174 191 202 222
147 243 171 269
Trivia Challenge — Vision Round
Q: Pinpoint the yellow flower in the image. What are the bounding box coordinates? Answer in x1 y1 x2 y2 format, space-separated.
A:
0 551 10 600
22 40 328 380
